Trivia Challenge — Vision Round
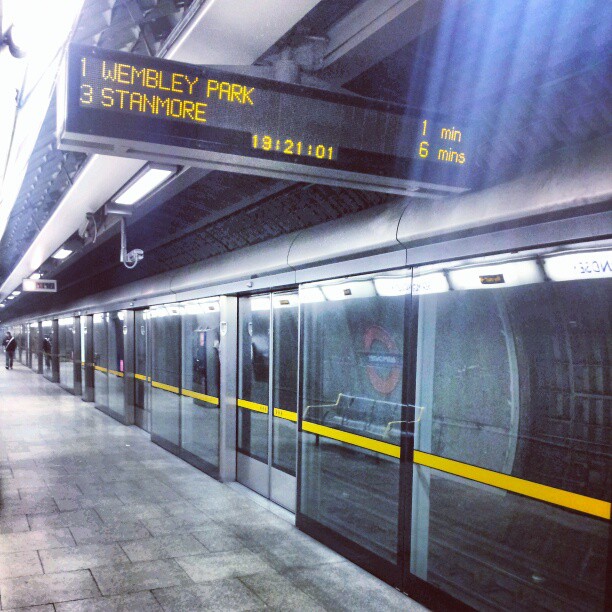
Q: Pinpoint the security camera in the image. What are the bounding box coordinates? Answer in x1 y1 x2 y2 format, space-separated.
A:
125 249 144 266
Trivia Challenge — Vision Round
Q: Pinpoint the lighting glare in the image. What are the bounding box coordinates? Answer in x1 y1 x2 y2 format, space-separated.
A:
374 276 411 296
30 273 42 280
273 294 298 309
449 260 542 291
299 286 325 304
114 166 176 205
11 290 21 296
52 248 73 260
250 296 270 312
321 281 376 301
543 250 612 282
7 296 15 300
412 272 450 295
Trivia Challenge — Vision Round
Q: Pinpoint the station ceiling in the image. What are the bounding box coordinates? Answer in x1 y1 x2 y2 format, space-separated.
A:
1 0 611 319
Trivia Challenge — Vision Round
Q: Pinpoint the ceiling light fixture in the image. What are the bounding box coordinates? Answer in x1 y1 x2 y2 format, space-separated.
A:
30 272 42 280
11 290 21 296
113 164 178 206
52 247 73 260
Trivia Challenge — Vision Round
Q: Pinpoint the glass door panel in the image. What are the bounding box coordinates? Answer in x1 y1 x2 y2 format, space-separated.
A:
107 311 126 421
237 295 271 497
93 313 108 410
237 292 298 511
134 310 149 431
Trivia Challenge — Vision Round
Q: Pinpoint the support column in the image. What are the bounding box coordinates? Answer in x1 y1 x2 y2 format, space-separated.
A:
218 295 238 482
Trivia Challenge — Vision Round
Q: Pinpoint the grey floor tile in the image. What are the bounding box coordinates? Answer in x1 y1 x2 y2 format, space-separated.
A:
69 522 151 546
0 550 44 580
0 498 58 517
191 525 244 553
139 515 213 537
55 590 163 611
39 543 130 573
0 569 100 609
152 578 266 612
1 605 54 612
120 533 207 562
239 571 327 611
175 549 275 583
0 528 75 554
0 515 30 534
285 562 428 612
27 509 103 531
91 559 192 596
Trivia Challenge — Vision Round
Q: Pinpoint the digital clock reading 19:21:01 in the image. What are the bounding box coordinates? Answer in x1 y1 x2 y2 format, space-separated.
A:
252 135 335 160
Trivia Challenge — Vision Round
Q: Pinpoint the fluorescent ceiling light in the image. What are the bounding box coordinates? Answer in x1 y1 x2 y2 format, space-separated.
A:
299 286 325 303
0 304 5 308
30 273 42 280
543 250 612 282
11 290 21 295
52 247 73 260
113 165 177 205
7 296 14 300
449 260 542 291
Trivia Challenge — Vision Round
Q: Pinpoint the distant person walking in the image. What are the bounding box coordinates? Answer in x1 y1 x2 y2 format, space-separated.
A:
3 332 17 369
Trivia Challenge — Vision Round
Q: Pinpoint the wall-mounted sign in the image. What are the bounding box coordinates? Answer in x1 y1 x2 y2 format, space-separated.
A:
59 44 471 196
22 279 57 293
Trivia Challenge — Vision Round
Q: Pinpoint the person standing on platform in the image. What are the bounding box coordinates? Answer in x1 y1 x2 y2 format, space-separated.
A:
3 332 17 369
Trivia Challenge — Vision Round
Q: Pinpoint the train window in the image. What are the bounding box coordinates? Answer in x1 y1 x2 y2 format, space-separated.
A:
299 272 409 568
410 249 611 610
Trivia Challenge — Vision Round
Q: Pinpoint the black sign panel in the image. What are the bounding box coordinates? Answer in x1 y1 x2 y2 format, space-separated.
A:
59 44 470 194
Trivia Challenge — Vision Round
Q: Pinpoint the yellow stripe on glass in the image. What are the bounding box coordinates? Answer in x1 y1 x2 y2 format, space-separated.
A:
302 421 401 458
274 408 298 422
94 365 107 372
182 388 219 406
413 450 611 520
151 380 180 394
237 398 269 414
108 369 124 378
134 373 147 381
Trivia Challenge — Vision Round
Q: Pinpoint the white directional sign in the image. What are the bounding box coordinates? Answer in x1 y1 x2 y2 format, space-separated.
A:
22 279 58 293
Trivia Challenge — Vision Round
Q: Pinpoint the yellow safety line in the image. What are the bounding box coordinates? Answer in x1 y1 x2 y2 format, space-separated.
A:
274 408 298 422
108 369 124 378
302 421 401 458
151 380 180 394
134 373 147 381
94 365 107 372
237 398 269 414
182 388 219 406
413 450 611 520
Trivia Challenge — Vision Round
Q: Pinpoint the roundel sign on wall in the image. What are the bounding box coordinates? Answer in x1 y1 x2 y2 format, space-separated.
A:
362 325 402 395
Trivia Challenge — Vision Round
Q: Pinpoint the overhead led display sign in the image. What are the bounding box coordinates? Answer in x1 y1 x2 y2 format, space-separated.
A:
59 44 471 196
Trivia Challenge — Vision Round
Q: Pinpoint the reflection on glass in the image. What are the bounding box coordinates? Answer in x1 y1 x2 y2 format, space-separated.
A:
300 274 407 564
93 313 108 409
181 299 221 473
238 295 270 463
58 318 74 391
411 274 611 610
42 320 54 380
272 294 299 476
134 310 148 428
150 308 181 450
107 311 125 420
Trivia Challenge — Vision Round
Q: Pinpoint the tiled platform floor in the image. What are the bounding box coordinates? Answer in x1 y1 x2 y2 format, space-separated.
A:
0 362 426 611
